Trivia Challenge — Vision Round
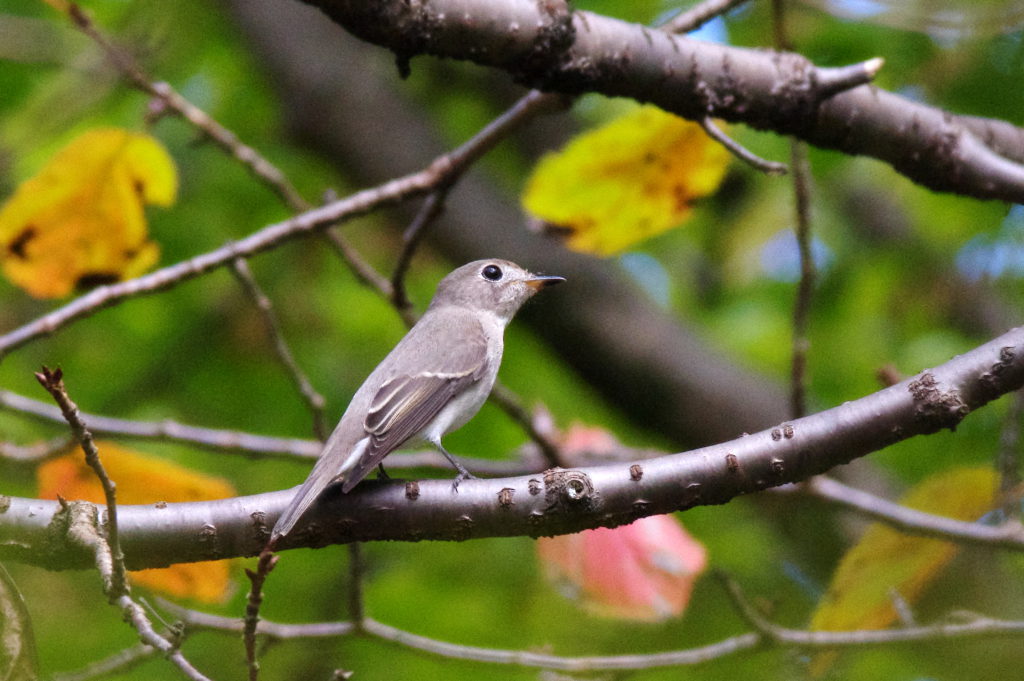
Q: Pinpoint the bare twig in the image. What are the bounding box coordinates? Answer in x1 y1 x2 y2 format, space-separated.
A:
786 140 814 419
51 642 160 681
160 598 762 670
231 258 329 441
0 434 73 464
488 383 563 467
700 118 787 174
36 369 211 681
772 0 815 420
662 0 753 33
35 367 127 595
998 390 1023 521
718 571 1024 646
0 389 550 472
244 549 279 681
67 3 309 212
319 229 396 299
0 388 320 458
161 590 1024 671
347 543 365 627
64 505 210 681
359 617 757 670
391 191 450 315
0 83 565 361
804 476 1024 550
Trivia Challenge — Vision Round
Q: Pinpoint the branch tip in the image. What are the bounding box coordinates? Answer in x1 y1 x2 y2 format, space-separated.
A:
863 56 885 78
700 118 788 175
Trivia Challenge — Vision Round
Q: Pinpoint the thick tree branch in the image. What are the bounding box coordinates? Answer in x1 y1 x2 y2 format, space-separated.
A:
302 0 1024 203
4 326 1024 568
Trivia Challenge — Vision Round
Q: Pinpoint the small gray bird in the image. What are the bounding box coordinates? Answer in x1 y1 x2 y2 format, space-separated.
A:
270 259 563 543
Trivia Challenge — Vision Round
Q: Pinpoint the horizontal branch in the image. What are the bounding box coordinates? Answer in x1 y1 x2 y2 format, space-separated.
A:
3 326 1024 569
0 389 321 459
161 593 1024 671
162 600 760 670
302 0 1024 202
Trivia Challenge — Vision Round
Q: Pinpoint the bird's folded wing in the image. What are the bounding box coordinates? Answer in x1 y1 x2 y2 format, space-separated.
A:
339 329 488 491
271 313 489 540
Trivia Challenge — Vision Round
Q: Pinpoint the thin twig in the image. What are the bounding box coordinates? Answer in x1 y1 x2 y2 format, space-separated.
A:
718 570 1024 646
35 367 127 596
160 599 763 670
0 389 550 472
319 229 396 299
997 390 1023 521
347 543 365 627
488 384 563 467
0 388 322 459
67 3 309 212
161 592 1024 671
231 258 329 441
0 86 564 360
391 191 450 316
52 642 163 681
787 139 814 418
804 476 1024 550
699 118 788 175
771 0 815 420
0 434 73 463
244 549 279 681
71 0 413 361
662 0 752 33
37 372 212 681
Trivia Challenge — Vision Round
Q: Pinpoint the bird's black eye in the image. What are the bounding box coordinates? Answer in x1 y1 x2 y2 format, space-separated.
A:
481 264 503 281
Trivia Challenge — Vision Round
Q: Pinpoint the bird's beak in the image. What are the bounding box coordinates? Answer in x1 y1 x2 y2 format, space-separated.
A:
525 274 566 290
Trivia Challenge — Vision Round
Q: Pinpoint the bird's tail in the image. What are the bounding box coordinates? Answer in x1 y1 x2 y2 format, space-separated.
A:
269 433 367 545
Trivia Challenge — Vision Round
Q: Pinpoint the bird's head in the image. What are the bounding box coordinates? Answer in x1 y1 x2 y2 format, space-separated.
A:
429 259 564 323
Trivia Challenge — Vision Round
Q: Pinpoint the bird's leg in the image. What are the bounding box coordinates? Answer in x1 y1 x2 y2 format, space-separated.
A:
435 442 477 491
376 463 390 481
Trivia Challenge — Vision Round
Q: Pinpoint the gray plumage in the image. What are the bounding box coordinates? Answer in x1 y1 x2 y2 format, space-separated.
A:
270 259 563 543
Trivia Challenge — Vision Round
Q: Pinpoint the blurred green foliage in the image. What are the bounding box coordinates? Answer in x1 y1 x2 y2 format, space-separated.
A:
2 0 1024 680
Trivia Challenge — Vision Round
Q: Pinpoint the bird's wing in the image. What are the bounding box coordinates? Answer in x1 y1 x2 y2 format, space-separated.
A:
340 319 489 491
270 312 488 543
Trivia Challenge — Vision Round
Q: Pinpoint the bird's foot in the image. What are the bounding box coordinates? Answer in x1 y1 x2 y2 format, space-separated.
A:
450 469 478 493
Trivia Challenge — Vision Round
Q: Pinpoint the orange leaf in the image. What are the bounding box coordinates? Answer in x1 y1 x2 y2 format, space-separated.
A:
37 442 235 603
0 128 176 298
808 467 997 675
522 105 729 256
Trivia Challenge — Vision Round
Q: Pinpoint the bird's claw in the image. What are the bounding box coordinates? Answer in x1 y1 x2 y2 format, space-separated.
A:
450 470 478 493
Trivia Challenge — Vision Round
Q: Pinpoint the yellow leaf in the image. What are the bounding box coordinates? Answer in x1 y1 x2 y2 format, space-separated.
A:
521 105 729 256
808 467 997 675
0 128 176 298
37 442 236 604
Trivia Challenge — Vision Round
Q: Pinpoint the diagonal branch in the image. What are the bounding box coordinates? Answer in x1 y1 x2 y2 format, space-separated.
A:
0 89 541 362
